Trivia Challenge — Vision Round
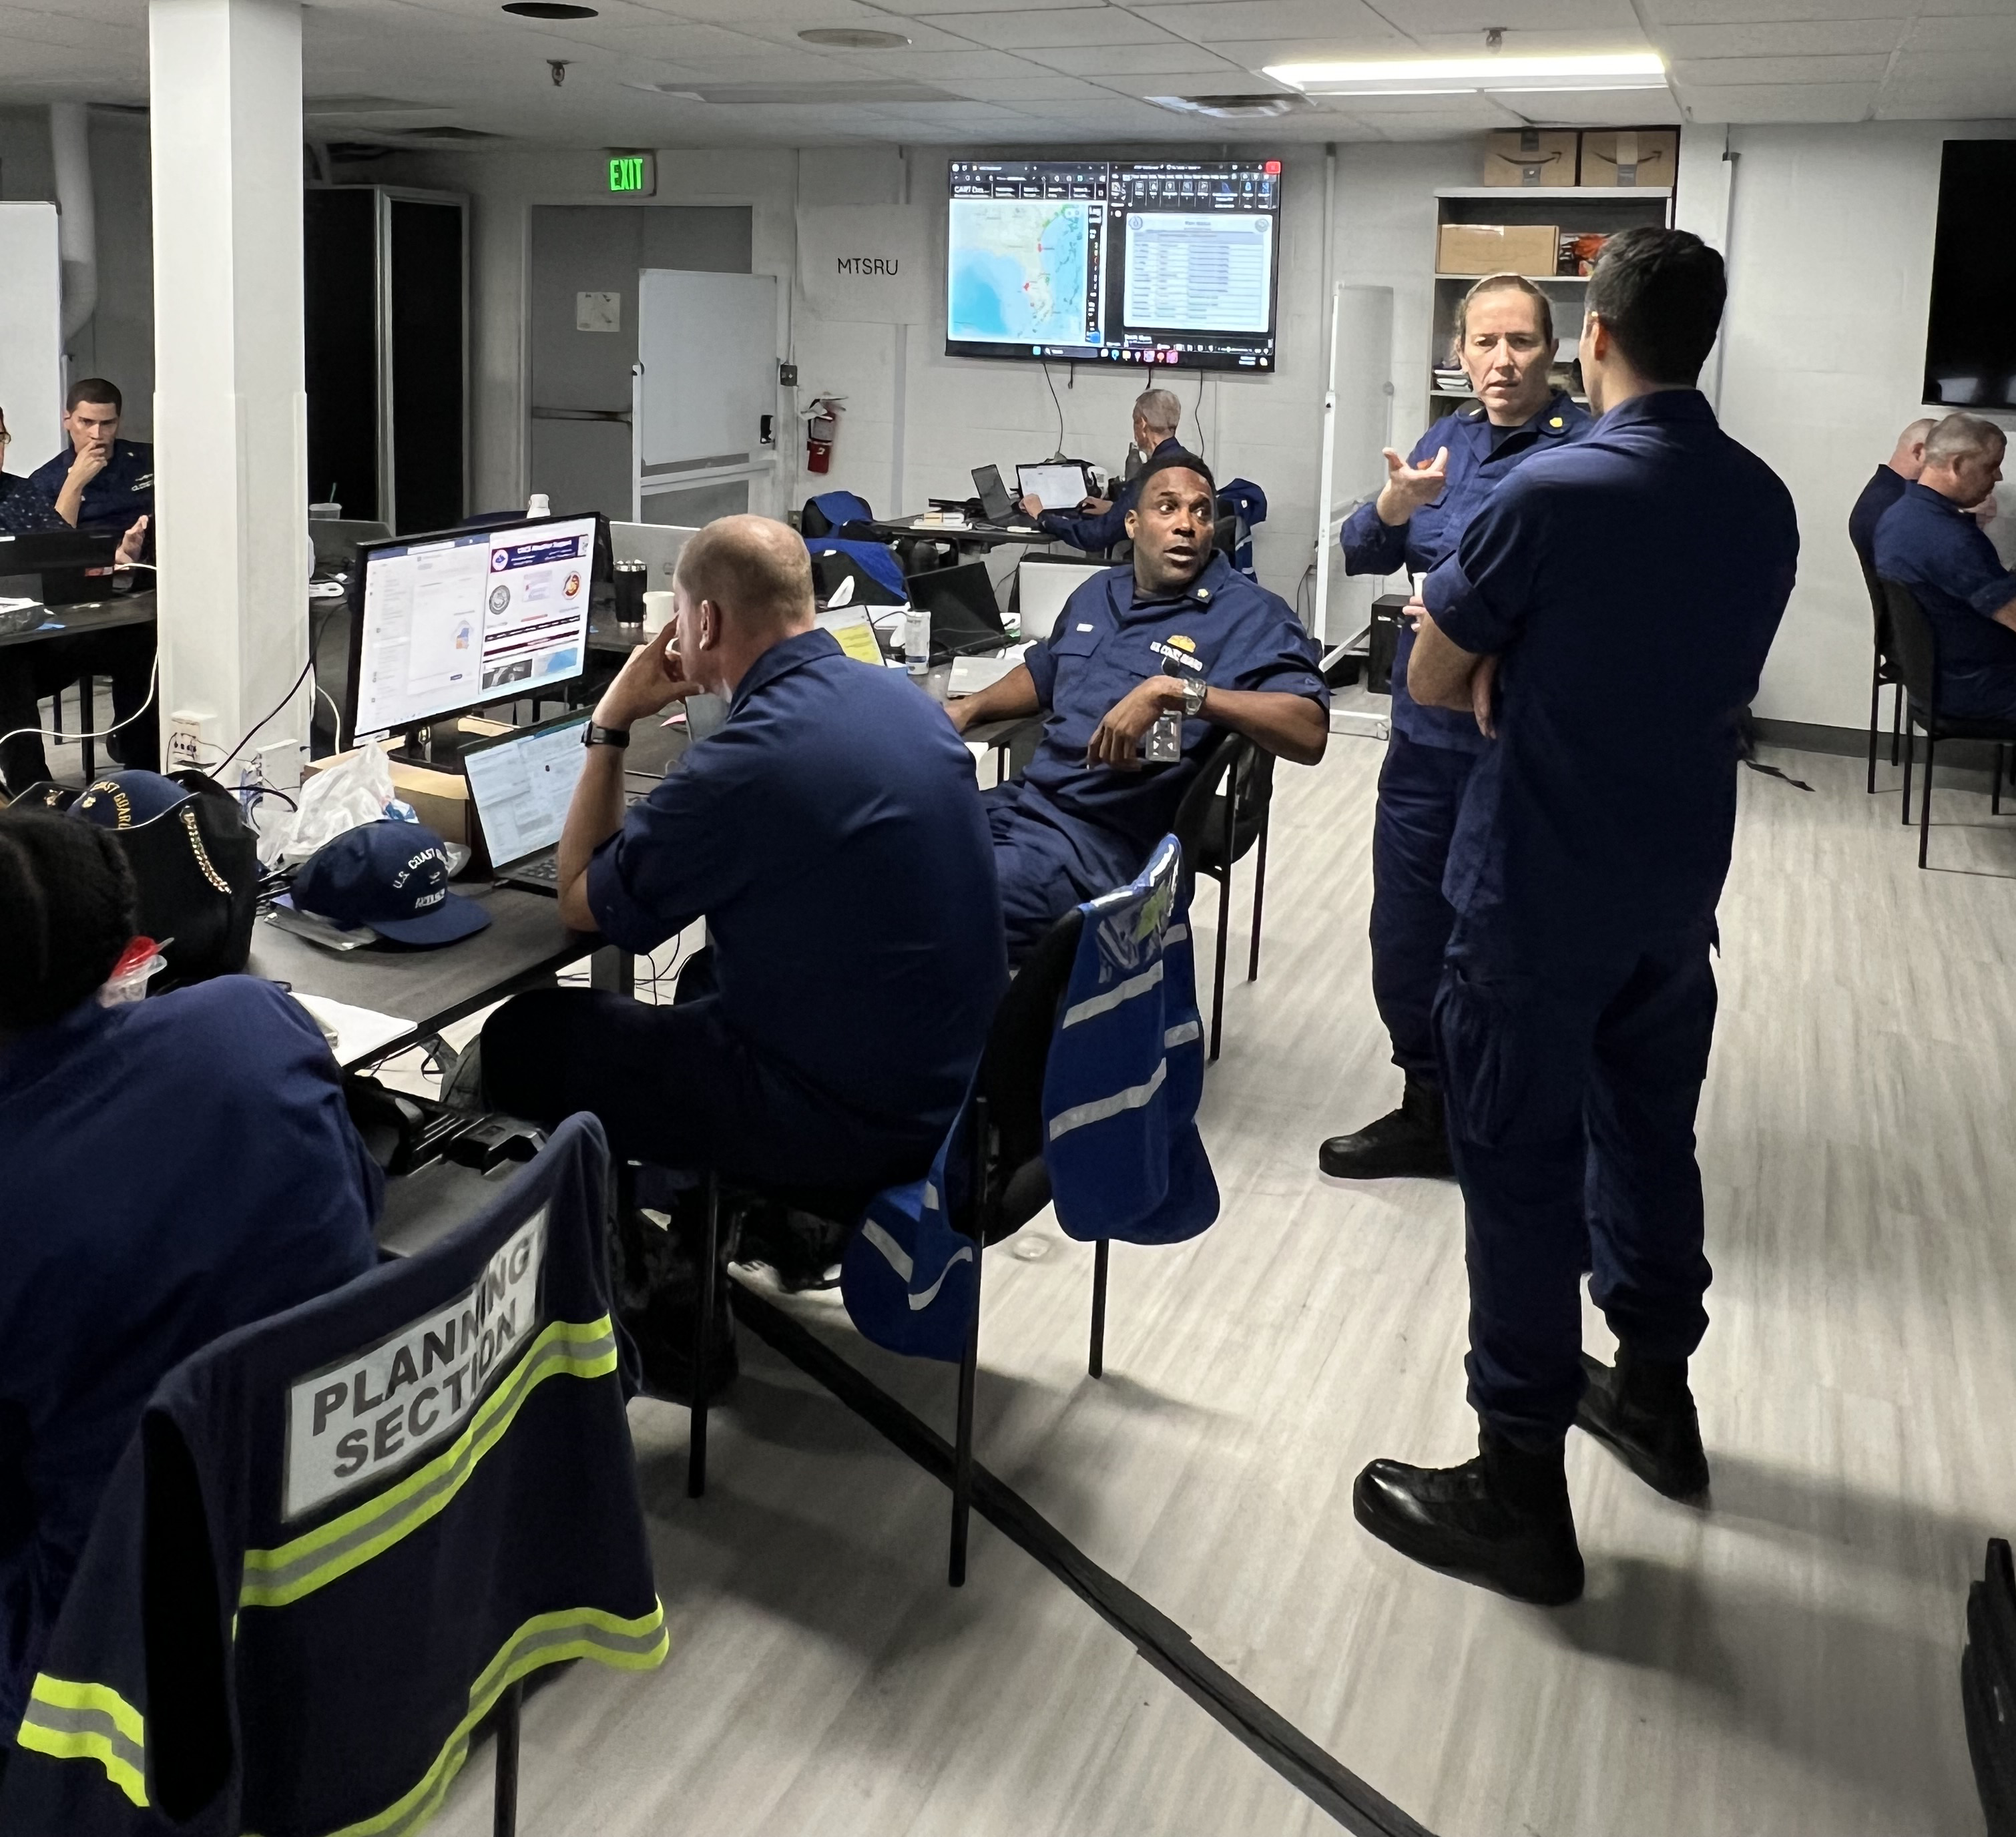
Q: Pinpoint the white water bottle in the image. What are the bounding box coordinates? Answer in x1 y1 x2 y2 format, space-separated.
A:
525 492 551 519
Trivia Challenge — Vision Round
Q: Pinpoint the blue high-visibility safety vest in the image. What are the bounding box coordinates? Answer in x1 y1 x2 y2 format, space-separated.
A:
842 834 1218 1362
1 1115 668 1836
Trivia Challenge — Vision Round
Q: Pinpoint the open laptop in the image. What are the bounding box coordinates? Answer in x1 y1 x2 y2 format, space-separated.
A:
608 520 698 595
971 465 1039 531
910 560 1011 662
460 712 592 892
1016 461 1095 513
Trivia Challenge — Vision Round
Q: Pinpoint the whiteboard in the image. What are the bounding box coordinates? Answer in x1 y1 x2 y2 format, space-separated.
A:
0 204 63 467
636 270 777 469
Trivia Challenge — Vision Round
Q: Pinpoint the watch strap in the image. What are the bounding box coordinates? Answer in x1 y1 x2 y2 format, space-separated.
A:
583 722 631 750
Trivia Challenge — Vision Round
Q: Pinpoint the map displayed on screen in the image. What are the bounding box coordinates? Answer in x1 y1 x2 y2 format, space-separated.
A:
948 197 1095 348
945 158 1281 372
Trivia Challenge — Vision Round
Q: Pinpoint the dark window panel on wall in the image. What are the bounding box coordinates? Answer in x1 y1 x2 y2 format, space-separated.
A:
305 188 381 522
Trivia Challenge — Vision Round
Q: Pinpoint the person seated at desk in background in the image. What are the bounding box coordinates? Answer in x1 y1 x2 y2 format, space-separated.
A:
0 811 380 1792
951 451 1328 965
0 403 155 796
1015 386 1185 553
475 515 1005 1398
1848 417 1935 573
28 378 154 538
1873 412 2016 719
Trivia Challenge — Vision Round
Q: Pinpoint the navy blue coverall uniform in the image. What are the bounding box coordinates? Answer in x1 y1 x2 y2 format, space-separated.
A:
1420 389 1798 1446
985 549 1328 964
27 438 154 536
1338 392 1589 1083
1035 437 1184 553
0 977 381 1756
483 627 1007 1193
1873 481 2016 722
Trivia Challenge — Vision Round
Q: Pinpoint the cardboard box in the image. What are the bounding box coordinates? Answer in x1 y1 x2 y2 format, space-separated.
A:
1483 129 1579 188
302 720 512 870
1579 129 1677 188
1437 222 1561 278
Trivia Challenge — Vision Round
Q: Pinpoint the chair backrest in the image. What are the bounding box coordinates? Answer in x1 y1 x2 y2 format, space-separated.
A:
1859 555 1894 656
1170 728 1253 895
1880 577 1939 711
801 490 874 538
973 904 1085 1216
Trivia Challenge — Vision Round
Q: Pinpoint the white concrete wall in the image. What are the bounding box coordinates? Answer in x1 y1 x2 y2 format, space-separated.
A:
0 106 156 443
1716 120 2016 730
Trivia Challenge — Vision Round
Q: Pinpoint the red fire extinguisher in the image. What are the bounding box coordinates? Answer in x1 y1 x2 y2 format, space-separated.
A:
804 395 843 475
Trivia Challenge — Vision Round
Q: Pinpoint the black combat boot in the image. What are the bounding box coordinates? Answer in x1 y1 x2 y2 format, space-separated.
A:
1354 1428 1585 1605
616 1190 738 1407
1318 1075 1454 1179
1576 1347 1711 1501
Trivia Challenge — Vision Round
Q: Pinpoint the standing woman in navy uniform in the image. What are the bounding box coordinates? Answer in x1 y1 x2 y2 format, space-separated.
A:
29 376 154 537
1318 274 1589 1181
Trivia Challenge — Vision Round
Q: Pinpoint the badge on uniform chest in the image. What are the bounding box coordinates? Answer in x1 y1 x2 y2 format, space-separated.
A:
1148 635 1205 674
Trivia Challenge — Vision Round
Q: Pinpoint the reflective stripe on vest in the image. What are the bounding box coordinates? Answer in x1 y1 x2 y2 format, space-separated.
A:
15 1674 150 1807
240 1316 617 1609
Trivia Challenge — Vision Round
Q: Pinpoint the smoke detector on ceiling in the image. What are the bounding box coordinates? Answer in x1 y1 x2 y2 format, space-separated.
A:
1148 93 1310 119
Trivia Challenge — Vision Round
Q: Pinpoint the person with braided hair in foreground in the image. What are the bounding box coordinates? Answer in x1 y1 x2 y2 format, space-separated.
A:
0 810 381 1792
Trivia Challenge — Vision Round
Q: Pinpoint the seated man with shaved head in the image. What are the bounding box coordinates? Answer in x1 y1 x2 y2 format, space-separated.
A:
478 515 1005 1394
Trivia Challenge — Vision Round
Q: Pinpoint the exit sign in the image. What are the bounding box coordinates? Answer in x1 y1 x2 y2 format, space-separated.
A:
607 153 655 196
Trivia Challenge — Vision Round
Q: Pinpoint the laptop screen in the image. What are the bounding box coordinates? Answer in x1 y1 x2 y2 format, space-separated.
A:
462 714 591 870
1016 463 1091 509
971 464 1015 523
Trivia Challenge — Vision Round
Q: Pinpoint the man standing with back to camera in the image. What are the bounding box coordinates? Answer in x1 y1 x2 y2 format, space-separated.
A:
1352 228 1800 1604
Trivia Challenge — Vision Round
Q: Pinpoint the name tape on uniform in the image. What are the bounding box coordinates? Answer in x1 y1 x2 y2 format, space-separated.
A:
284 1212 547 1519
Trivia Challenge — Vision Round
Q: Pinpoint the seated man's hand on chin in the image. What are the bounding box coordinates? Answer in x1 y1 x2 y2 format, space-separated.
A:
1086 676 1181 771
596 626 701 731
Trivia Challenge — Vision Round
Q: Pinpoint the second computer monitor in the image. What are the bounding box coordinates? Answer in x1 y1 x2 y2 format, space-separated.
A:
346 513 598 740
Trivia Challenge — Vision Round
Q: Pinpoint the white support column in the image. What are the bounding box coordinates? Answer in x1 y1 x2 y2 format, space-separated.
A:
149 0 309 784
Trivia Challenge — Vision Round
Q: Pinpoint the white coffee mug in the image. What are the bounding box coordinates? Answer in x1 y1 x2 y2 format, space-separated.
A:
642 590 676 637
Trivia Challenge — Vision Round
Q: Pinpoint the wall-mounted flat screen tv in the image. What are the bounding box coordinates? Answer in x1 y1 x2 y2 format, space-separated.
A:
1923 140 2016 409
945 157 1282 373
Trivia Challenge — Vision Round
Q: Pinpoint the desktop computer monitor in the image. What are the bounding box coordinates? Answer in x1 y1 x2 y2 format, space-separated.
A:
344 512 598 746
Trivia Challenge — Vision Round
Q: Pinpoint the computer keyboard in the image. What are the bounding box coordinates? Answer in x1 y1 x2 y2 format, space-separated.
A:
512 854 560 885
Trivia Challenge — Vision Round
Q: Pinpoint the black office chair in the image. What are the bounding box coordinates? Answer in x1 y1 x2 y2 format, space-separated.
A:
1172 730 1272 1062
1882 577 2016 868
1858 556 1905 793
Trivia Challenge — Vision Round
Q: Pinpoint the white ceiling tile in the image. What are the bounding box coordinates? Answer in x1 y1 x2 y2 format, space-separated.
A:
1672 53 1891 83
1906 13 2016 50
830 45 1048 76
1493 85 1684 123
1403 28 1654 53
1362 0 1642 28
1019 39 1242 72
1918 0 2016 14
1132 0 1409 51
919 7 1183 47
1652 17 1907 55
865 0 1097 12
1644 0 1912 22
935 71 1111 97
1674 78 1876 118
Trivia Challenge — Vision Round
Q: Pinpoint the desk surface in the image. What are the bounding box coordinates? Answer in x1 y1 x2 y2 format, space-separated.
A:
0 587 157 650
250 882 594 1070
862 515 1056 549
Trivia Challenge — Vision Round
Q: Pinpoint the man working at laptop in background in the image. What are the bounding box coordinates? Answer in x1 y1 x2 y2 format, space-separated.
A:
1017 387 1186 554
951 450 1328 963
474 515 1005 1398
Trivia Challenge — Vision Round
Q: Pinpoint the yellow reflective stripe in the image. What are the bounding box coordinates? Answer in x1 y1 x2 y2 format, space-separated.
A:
250 1599 669 1837
16 1675 149 1808
240 1317 616 1610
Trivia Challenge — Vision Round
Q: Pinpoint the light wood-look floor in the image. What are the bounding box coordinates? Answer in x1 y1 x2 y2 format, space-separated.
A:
423 735 2016 1837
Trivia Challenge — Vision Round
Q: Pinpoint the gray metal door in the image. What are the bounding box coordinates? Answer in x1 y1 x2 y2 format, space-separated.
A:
526 204 752 519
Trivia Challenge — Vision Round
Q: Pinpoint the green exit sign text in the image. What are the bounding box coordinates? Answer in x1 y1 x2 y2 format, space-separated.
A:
607 153 656 196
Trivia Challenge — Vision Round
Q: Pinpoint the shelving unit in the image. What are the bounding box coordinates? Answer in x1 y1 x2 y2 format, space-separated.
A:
1429 184 1674 417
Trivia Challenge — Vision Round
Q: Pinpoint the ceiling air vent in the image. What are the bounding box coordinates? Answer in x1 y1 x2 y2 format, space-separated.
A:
1148 93 1310 119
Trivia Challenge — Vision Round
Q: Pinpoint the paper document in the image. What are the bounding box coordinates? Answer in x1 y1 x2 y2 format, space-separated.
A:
291 993 415 1067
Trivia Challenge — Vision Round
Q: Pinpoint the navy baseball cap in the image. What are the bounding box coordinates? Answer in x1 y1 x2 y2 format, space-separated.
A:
69 771 190 830
288 820 491 947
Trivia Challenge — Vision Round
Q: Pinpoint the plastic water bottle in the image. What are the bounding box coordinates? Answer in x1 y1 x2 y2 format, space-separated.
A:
525 492 551 519
905 606 931 678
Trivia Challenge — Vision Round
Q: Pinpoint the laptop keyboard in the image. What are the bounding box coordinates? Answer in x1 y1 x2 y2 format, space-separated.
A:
511 854 560 885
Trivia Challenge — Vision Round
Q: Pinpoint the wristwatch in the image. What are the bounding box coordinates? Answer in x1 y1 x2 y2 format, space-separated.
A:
581 722 631 750
1180 676 1210 720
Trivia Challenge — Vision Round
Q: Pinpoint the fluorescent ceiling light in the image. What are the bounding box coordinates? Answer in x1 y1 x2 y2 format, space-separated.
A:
1266 53 1666 95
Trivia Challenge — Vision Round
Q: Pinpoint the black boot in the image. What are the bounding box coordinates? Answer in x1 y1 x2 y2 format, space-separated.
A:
1354 1428 1585 1605
1318 1076 1453 1179
1577 1348 1710 1501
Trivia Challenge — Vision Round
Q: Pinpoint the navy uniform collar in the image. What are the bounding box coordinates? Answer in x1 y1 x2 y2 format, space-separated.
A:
1118 547 1236 614
1901 479 1978 521
728 625 842 713
1593 387 1717 432
1459 389 1579 441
